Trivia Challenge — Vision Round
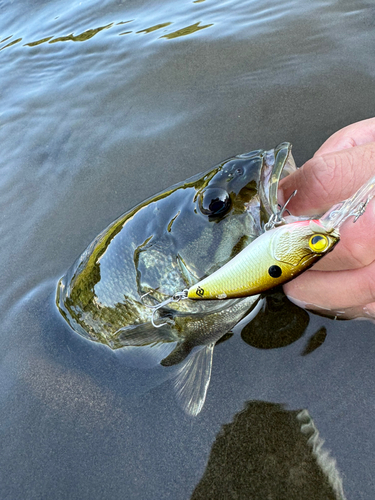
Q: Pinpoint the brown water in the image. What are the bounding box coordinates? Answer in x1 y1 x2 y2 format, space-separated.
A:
1 0 375 498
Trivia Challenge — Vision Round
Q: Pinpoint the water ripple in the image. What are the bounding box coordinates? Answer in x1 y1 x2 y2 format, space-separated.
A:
0 0 309 53
0 16 214 52
161 21 213 39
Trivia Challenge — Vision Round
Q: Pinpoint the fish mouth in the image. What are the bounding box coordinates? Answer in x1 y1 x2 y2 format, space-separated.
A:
259 142 297 220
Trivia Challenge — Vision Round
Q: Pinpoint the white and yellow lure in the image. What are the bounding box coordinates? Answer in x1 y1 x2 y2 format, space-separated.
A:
186 172 375 301
187 219 339 300
146 174 375 327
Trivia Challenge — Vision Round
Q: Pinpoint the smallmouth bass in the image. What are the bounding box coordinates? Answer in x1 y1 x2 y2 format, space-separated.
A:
57 143 296 415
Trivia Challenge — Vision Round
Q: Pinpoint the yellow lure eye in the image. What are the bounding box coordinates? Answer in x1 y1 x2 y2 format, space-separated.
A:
309 234 329 252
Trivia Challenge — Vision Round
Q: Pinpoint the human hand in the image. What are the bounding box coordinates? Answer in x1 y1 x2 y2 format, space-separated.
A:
278 118 375 318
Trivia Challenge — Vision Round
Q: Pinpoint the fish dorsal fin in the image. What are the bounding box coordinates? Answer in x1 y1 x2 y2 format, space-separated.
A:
173 344 214 416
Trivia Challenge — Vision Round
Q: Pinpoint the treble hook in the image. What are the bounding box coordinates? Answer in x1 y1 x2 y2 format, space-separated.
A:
265 190 297 230
140 289 188 328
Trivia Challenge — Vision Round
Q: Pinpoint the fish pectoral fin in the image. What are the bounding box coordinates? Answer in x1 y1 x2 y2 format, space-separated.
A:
172 343 214 417
113 322 176 348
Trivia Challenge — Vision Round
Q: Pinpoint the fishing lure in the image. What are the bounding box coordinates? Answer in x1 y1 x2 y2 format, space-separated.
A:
146 173 375 325
188 173 375 300
186 219 339 300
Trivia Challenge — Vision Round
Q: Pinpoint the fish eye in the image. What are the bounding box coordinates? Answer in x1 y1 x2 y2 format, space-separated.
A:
199 188 231 217
268 265 282 278
309 234 329 252
235 167 243 175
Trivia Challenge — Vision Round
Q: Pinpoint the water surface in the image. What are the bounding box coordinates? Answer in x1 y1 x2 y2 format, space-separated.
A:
1 0 375 498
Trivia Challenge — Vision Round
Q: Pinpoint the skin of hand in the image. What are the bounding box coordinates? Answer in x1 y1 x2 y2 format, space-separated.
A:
278 117 375 318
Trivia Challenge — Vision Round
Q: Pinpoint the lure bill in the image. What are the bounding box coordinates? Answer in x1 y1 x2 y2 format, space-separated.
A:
187 220 340 300
321 174 375 230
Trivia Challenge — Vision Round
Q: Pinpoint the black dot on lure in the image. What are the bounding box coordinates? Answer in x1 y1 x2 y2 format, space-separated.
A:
268 265 282 278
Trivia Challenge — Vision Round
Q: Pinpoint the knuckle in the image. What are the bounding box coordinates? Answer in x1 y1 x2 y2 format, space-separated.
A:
301 155 340 204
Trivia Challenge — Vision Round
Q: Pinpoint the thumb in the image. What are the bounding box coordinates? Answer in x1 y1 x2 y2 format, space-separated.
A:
279 142 375 216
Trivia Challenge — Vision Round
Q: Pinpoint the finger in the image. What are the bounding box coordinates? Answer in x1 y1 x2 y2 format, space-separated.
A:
286 300 375 320
279 142 375 215
312 198 375 271
363 301 375 317
315 117 375 156
283 260 375 310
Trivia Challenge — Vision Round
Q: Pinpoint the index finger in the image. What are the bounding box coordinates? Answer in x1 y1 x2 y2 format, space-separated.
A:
315 117 375 156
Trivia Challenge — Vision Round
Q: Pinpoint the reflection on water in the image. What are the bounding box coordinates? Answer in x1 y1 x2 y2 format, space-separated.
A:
0 36 23 50
1 17 214 51
26 23 115 46
161 22 213 39
192 402 346 500
137 22 173 35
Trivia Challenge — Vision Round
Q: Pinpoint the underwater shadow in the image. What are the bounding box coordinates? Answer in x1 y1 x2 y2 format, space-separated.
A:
191 401 346 500
240 287 310 349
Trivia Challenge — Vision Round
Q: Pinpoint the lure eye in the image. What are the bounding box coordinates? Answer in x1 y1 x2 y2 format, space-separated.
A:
309 234 329 252
199 188 231 217
268 265 282 278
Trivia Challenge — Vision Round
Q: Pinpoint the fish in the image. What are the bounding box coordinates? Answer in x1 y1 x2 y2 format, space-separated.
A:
186 219 340 300
56 142 297 415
